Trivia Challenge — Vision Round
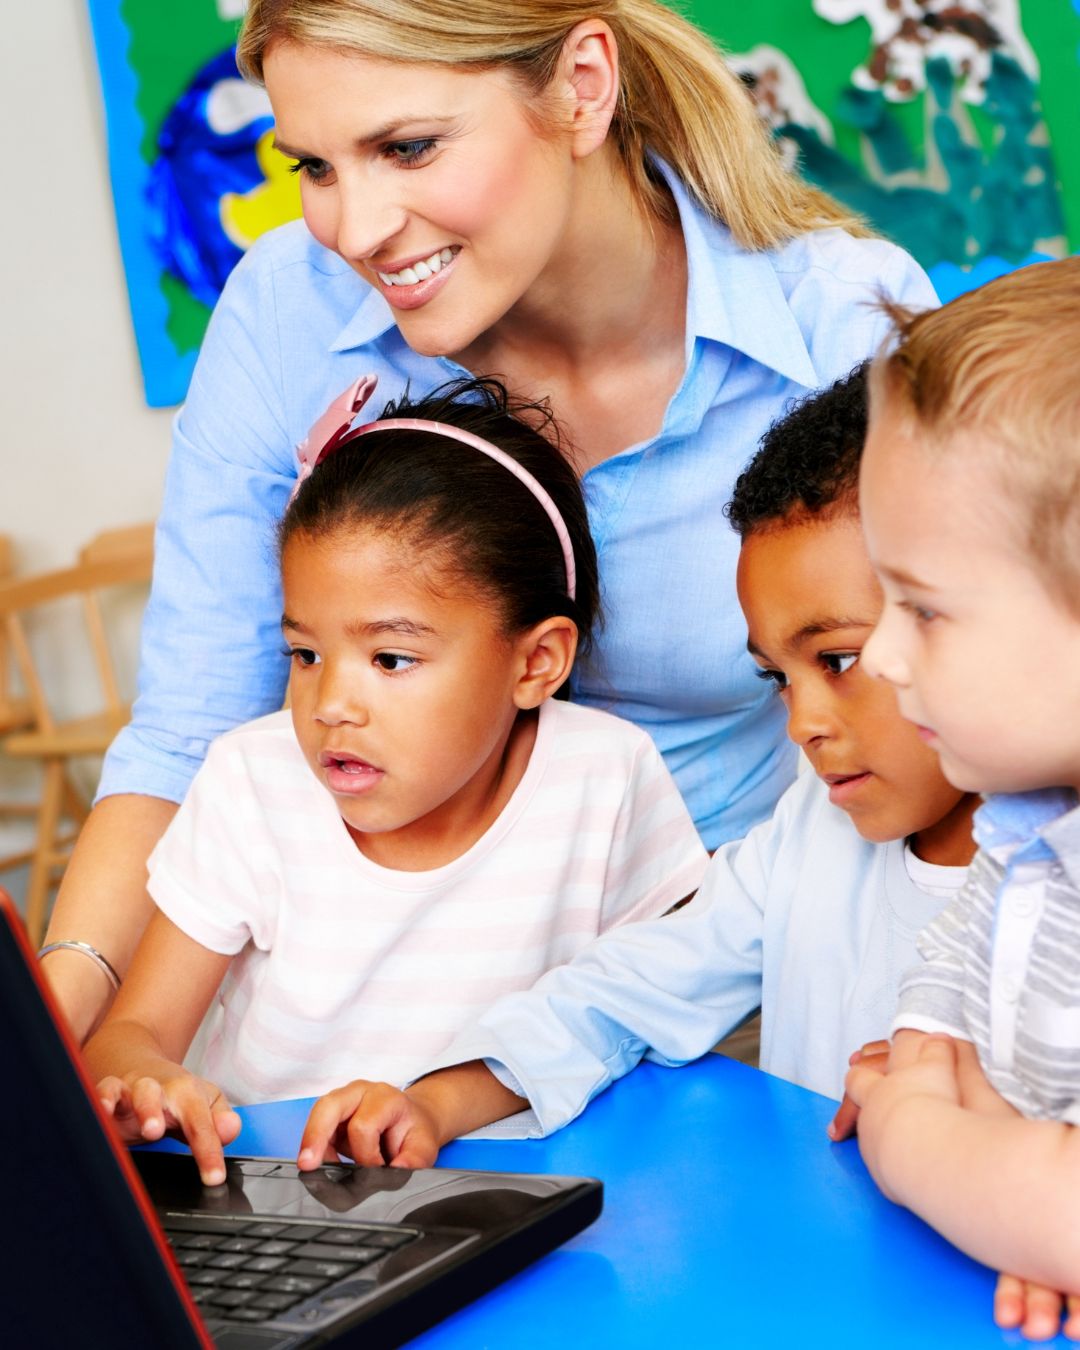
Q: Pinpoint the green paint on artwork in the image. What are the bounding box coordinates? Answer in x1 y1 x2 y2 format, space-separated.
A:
119 0 240 163
161 272 213 356
1014 2 1080 251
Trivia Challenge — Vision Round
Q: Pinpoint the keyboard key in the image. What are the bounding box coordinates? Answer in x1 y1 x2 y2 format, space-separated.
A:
242 1256 289 1274
292 1242 381 1266
253 1240 298 1257
207 1252 250 1270
222 1307 271 1323
289 1259 355 1280
244 1222 289 1238
370 1230 416 1250
225 1271 266 1290
185 1269 228 1287
259 1275 328 1297
251 1293 303 1314
163 1215 251 1235
218 1236 263 1253
209 1289 256 1310
175 1249 211 1269
174 1233 218 1250
279 1225 328 1241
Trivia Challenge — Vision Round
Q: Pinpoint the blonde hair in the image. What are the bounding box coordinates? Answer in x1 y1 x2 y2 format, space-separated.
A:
871 257 1080 612
237 0 867 251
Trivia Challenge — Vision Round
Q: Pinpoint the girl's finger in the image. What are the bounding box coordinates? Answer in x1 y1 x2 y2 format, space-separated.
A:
129 1077 168 1140
298 1084 368 1169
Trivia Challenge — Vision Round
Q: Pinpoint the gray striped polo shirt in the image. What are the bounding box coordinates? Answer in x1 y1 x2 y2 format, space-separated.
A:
894 788 1080 1124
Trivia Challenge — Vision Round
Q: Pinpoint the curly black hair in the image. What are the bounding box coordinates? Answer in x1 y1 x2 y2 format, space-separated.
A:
725 363 868 539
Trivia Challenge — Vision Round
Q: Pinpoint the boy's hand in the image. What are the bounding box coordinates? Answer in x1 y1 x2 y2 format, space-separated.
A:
299 1080 441 1172
995 1273 1080 1342
828 1039 889 1141
845 1034 962 1200
97 1071 241 1186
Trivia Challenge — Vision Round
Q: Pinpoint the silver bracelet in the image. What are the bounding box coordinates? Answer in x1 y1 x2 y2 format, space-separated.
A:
38 940 121 992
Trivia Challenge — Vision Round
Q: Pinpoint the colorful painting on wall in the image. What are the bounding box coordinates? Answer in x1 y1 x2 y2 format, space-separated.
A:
87 0 302 406
89 0 1078 406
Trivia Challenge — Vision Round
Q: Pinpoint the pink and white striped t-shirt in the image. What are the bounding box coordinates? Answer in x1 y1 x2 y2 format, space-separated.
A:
148 699 707 1104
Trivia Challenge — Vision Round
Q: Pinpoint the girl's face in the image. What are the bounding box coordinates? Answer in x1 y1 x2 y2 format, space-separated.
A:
281 525 534 868
264 42 582 358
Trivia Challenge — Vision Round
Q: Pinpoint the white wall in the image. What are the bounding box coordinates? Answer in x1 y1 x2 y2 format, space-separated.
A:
3 0 175 568
1 1 175 885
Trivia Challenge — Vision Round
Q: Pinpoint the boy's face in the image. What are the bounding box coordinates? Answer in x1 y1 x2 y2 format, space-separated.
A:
859 401 1080 796
737 512 974 863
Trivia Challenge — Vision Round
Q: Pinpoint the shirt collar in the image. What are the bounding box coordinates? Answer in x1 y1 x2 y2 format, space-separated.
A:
975 787 1080 871
659 160 819 389
327 159 820 389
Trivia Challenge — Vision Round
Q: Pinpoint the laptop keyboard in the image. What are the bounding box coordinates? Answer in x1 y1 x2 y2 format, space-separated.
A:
163 1214 419 1325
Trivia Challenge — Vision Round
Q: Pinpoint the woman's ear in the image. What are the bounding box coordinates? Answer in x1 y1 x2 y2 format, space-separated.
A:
513 617 579 708
554 20 620 160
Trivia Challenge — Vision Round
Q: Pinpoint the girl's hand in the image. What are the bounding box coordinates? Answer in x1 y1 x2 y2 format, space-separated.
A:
299 1080 442 1171
97 1070 241 1186
995 1273 1080 1342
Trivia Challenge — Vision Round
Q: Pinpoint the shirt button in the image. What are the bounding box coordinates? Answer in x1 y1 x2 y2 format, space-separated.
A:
1050 864 1065 881
1000 975 1021 1003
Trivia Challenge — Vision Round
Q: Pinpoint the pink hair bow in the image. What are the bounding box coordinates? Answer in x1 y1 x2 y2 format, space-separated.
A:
289 373 379 504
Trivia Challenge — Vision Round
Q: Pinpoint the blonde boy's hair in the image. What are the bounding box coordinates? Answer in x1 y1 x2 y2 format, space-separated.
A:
237 0 867 251
872 257 1080 613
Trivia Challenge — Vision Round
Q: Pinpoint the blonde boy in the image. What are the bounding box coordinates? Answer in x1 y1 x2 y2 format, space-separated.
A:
849 257 1080 1341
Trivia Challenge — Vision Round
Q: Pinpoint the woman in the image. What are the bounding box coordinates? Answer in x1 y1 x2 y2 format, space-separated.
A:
43 0 934 1042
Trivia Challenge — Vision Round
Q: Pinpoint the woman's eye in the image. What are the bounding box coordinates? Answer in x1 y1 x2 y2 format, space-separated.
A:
290 647 320 668
382 138 437 166
374 652 417 673
822 652 859 676
287 157 333 184
754 667 788 693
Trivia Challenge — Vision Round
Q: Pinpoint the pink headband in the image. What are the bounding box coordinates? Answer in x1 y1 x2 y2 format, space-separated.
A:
293 374 577 600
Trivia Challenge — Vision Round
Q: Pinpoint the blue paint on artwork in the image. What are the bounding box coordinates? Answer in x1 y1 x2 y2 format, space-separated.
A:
86 0 198 408
929 253 1056 303
147 50 274 310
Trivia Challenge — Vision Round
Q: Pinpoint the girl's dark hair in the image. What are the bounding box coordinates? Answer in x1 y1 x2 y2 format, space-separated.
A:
725 363 869 539
280 376 600 668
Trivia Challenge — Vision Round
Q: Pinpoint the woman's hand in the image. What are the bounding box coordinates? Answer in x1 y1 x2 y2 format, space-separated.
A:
98 1069 241 1186
299 1080 443 1171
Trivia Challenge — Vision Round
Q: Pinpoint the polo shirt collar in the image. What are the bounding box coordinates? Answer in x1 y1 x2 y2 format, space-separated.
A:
975 787 1080 871
327 158 821 390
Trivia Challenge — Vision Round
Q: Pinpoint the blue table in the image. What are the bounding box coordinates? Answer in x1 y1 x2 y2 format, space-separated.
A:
184 1055 1050 1347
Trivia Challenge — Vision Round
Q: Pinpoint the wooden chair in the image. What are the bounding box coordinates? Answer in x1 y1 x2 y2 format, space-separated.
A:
0 525 154 943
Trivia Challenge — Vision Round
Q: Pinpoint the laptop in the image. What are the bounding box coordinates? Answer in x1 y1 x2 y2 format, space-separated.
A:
2 891 602 1348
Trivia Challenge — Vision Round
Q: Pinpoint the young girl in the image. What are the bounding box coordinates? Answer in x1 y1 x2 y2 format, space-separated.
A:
86 376 706 1183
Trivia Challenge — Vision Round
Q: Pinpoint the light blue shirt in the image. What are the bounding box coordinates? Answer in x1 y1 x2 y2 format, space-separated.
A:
427 770 965 1134
101 164 936 847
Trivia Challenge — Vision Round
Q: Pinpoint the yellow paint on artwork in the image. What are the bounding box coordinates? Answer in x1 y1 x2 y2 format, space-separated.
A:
220 129 302 249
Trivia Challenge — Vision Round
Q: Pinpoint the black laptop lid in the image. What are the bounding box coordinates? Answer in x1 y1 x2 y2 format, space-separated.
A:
0 893 209 1349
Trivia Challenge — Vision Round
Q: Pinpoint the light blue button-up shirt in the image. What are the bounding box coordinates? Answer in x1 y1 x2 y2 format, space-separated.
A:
101 165 936 847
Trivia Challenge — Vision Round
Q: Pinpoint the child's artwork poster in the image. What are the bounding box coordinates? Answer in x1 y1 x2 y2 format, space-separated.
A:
87 0 303 407
89 0 1080 407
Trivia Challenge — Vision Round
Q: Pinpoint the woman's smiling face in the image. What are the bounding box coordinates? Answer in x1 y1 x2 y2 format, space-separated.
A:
263 42 583 358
